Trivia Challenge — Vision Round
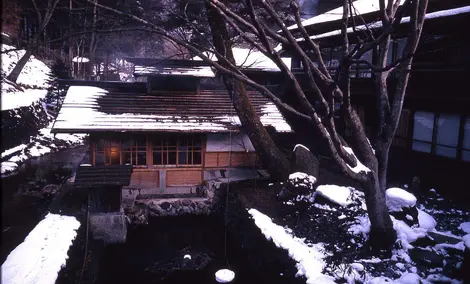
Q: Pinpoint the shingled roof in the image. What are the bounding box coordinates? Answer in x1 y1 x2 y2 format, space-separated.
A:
51 86 291 133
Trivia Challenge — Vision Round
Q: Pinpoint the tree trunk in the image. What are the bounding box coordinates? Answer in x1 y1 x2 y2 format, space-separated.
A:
88 0 98 80
375 142 391 192
362 172 396 251
206 3 290 179
6 48 34 83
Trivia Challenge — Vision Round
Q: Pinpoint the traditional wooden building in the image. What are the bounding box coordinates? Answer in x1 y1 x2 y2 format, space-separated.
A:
52 56 291 194
282 0 470 193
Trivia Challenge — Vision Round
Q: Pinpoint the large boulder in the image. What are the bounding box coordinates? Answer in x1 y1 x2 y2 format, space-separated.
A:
316 184 354 207
290 144 319 179
386 187 419 227
276 172 317 201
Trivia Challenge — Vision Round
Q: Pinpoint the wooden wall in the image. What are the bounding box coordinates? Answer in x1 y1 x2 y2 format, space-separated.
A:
90 133 260 188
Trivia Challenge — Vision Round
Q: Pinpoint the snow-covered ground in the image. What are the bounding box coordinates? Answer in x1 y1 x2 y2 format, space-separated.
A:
1 122 85 176
250 181 469 284
248 208 336 283
1 42 50 111
1 43 50 88
1 88 48 110
1 213 80 284
1 41 85 176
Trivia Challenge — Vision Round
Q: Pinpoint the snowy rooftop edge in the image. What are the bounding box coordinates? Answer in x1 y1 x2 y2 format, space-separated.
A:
52 86 292 133
296 6 470 42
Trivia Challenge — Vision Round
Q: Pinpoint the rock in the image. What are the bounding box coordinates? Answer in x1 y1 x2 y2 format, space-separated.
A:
417 209 436 231
183 206 191 215
409 247 444 267
290 144 319 179
173 201 181 210
197 202 206 210
276 172 317 201
126 207 148 225
277 185 291 201
428 231 462 245
316 185 353 207
386 188 418 227
182 199 191 206
390 207 419 227
42 184 60 195
160 202 171 211
148 202 165 215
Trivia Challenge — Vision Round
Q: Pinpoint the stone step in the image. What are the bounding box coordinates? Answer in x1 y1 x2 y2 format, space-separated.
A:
428 231 462 245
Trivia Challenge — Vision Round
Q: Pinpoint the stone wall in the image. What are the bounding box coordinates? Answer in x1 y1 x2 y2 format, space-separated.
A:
126 180 223 225
1 100 52 152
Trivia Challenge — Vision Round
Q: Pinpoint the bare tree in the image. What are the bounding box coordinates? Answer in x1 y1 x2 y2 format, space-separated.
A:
6 0 61 83
87 0 429 250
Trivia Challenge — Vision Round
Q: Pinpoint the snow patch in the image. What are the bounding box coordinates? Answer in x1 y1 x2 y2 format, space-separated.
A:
1 44 50 88
316 185 353 207
392 216 427 249
463 234 470 249
1 122 85 176
1 213 80 284
248 209 335 283
289 172 317 185
72 56 89 63
417 209 437 232
348 215 371 238
293 144 310 152
342 146 371 174
458 222 470 234
398 272 421 284
386 187 417 212
1 89 48 111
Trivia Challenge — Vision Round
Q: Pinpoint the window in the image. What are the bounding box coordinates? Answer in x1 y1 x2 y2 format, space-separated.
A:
94 139 121 165
412 111 434 153
435 114 460 158
412 112 465 160
122 138 147 166
463 118 470 161
152 135 202 166
93 136 147 166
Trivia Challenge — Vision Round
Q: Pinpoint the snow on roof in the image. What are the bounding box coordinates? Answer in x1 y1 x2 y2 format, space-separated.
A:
286 0 387 31
247 208 336 283
192 47 291 72
134 65 215 77
316 184 354 207
1 213 80 284
52 86 292 133
72 56 90 63
386 187 417 212
298 5 470 42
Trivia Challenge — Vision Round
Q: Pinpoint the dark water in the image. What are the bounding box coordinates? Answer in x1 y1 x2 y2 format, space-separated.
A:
98 216 267 284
